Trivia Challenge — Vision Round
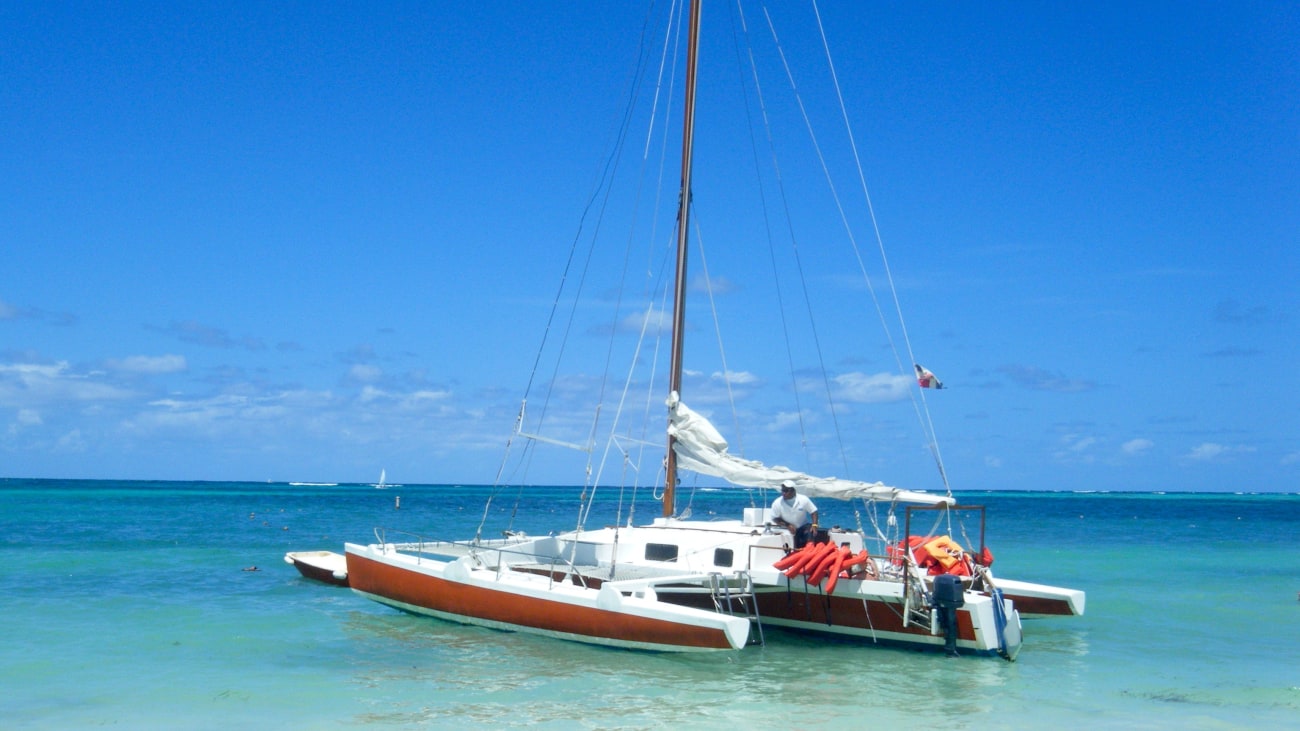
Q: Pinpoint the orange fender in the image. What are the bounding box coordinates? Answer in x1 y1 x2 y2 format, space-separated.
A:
772 544 812 570
806 545 846 584
823 550 849 594
799 543 835 577
800 543 832 577
782 542 829 578
780 541 821 574
785 542 821 568
840 549 870 569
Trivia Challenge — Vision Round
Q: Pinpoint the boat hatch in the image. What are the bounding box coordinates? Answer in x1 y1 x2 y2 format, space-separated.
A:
645 543 679 561
714 548 734 567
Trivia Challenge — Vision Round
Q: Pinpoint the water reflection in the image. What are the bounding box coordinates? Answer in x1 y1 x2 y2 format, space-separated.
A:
339 608 1046 727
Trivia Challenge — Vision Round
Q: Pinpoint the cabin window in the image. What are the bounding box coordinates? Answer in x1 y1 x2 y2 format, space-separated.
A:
713 548 734 568
645 543 679 562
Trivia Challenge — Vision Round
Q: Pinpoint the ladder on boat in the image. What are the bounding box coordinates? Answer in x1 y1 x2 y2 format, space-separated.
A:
709 572 764 647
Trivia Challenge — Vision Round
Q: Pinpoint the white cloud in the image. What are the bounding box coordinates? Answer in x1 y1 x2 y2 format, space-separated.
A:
1122 438 1154 456
769 410 804 431
1187 443 1226 461
1069 436 1097 452
1054 433 1098 464
618 307 670 335
131 391 332 438
143 394 251 425
1184 442 1256 462
0 361 133 405
711 370 759 385
690 274 737 295
107 354 187 374
357 385 450 411
7 408 43 438
833 372 911 404
400 389 452 410
54 428 87 453
349 364 383 383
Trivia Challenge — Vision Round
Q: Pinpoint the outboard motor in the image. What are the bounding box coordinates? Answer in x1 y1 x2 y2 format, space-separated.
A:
931 574 965 657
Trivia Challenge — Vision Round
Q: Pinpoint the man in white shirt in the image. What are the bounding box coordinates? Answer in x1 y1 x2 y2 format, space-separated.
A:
770 480 819 548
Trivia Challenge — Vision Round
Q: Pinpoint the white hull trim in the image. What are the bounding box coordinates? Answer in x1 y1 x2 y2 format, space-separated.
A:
345 543 752 652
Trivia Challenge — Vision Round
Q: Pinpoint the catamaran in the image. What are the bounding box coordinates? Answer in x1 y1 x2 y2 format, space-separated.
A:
343 0 1083 657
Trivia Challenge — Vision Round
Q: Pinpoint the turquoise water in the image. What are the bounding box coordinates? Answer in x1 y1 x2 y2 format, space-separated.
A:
2 479 1298 729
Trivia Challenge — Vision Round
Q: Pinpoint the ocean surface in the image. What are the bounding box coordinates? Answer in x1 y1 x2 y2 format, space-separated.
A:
2 478 1297 730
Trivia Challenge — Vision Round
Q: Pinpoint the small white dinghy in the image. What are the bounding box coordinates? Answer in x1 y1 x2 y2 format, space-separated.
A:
285 550 349 587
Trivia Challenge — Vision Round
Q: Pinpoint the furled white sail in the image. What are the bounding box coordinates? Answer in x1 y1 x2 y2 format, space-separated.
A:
667 393 952 506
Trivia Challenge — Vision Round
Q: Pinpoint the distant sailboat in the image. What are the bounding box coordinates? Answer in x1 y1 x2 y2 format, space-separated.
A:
373 469 388 489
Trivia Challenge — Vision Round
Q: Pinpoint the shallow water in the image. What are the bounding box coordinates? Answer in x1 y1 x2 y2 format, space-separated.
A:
2 479 1297 729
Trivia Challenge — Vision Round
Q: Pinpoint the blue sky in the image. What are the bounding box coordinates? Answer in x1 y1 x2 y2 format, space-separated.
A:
2 1 1296 492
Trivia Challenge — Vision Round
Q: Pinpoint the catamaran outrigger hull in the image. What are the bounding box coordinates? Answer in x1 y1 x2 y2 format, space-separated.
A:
629 556 1023 658
750 581 1020 657
344 542 751 652
990 578 1086 618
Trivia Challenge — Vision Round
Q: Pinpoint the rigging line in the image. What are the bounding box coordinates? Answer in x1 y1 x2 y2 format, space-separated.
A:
491 402 555 537
589 0 692 526
578 2 679 519
495 4 666 537
688 211 745 457
615 1 683 523
584 48 680 525
614 451 633 528
642 0 684 304
759 4 853 479
531 0 662 434
635 244 676 518
642 0 684 160
481 401 529 540
623 64 682 513
734 0 810 473
585 299 658 527
810 0 951 493
488 403 530 535
602 0 681 500
559 11 681 535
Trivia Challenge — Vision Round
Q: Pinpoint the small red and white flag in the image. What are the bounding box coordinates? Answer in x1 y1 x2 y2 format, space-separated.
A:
915 364 945 389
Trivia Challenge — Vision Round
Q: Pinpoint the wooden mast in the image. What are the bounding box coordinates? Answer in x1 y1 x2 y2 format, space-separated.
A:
664 0 702 518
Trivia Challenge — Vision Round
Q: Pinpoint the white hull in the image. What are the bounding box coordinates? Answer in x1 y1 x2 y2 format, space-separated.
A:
345 540 751 652
284 550 349 587
992 578 1086 618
